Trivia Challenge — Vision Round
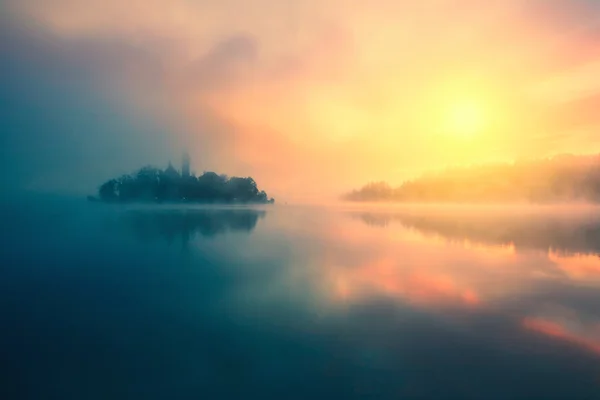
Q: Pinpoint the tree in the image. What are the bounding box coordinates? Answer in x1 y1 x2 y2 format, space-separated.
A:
95 164 274 204
99 179 118 201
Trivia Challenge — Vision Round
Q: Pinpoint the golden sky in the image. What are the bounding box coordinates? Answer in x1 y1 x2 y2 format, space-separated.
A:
5 0 600 201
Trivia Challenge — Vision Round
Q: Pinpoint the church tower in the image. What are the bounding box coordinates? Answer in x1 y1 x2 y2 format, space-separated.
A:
182 152 191 178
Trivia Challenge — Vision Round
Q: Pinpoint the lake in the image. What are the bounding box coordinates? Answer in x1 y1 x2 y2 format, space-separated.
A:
3 197 600 399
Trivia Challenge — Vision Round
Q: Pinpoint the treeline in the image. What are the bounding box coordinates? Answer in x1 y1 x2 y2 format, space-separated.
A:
344 154 600 203
93 166 275 204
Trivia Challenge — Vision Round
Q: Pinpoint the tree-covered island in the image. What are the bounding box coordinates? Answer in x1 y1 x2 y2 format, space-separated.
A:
88 153 275 204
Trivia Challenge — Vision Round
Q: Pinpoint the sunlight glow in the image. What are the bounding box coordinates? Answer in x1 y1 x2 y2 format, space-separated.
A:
445 100 486 138
10 0 600 199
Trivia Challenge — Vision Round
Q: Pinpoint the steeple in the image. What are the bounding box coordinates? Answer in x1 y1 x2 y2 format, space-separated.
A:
182 152 190 178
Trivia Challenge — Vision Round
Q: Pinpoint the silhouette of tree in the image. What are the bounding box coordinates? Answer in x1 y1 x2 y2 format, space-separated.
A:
99 179 119 201
92 160 275 204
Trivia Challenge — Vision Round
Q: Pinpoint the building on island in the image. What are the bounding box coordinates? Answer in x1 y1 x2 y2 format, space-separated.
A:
182 152 191 178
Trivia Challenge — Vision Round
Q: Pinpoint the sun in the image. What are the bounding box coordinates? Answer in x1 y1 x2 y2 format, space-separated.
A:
445 100 486 137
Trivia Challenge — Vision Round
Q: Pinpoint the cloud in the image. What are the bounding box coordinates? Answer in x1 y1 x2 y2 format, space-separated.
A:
4 0 600 199
182 34 259 92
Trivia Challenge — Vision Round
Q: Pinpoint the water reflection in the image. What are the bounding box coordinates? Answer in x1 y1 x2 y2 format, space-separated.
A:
350 206 600 255
523 307 600 356
115 208 266 248
330 207 600 366
5 201 600 398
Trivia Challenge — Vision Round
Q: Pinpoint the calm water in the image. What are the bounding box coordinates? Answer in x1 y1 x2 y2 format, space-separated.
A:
3 197 600 399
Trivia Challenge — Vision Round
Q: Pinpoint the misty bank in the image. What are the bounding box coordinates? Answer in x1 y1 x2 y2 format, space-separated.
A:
344 154 600 204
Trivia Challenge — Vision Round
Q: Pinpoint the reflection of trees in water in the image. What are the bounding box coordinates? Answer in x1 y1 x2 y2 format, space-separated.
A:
352 209 600 255
119 208 266 248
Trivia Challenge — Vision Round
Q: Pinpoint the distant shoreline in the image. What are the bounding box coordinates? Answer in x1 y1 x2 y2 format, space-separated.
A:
341 199 600 206
343 154 600 204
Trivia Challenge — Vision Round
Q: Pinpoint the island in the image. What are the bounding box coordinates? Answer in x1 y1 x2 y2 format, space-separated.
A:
343 153 600 204
88 153 275 204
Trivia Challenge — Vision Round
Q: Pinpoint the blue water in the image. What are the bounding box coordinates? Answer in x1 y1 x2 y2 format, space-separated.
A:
3 197 600 399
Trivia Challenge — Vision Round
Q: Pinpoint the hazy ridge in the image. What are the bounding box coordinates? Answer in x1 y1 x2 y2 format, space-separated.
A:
344 154 600 203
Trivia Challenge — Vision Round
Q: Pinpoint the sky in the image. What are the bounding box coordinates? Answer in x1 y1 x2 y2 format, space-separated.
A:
2 0 600 202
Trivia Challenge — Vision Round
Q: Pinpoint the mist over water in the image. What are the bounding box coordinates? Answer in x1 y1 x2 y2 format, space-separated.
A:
3 198 600 399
